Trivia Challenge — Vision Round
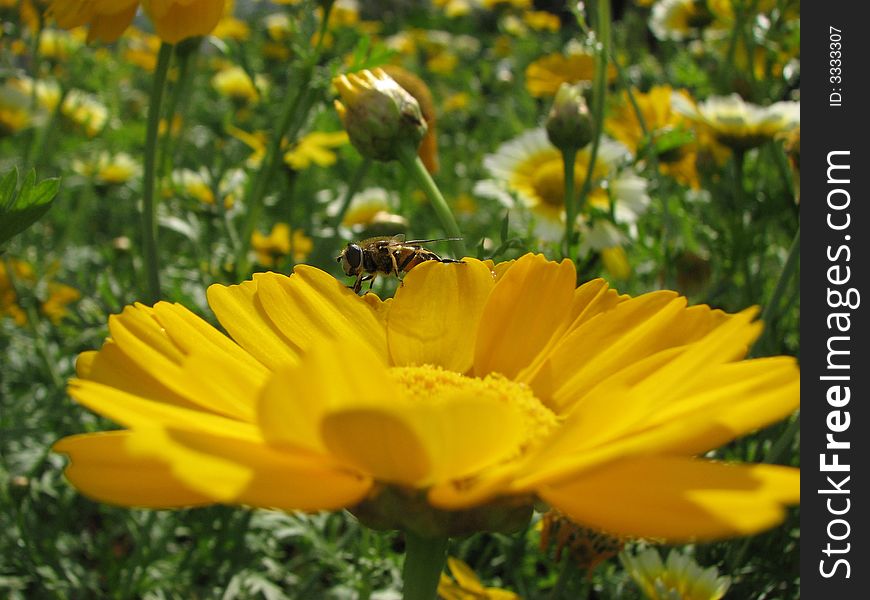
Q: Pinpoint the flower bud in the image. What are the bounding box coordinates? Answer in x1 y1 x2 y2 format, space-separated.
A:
545 82 593 153
333 68 428 162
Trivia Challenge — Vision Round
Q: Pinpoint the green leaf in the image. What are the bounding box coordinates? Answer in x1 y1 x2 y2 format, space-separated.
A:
0 168 60 248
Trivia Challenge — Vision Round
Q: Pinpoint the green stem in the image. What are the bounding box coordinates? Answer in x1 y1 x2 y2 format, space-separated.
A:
330 158 372 230
753 226 799 355
159 41 198 179
401 532 448 600
397 145 466 256
141 43 174 303
561 148 578 259
730 150 755 303
574 0 611 249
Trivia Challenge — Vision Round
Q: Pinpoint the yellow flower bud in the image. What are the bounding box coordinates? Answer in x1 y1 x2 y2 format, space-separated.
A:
333 68 427 162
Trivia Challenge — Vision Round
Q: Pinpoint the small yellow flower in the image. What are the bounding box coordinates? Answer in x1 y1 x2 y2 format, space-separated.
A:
426 51 459 75
443 92 471 113
283 131 349 171
0 259 34 326
42 282 81 324
525 51 615 98
438 557 519 600
212 66 259 104
61 90 108 137
54 253 799 543
73 152 140 185
226 124 267 168
605 86 701 189
251 223 313 267
211 0 249 41
171 168 215 205
0 83 32 136
7 77 62 114
48 0 225 44
122 27 161 71
523 10 560 32
38 27 85 61
621 547 731 600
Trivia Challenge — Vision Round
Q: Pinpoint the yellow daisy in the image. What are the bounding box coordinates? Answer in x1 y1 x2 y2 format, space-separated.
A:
73 152 141 185
283 131 349 171
621 547 730 600
55 253 798 545
606 85 701 189
61 90 108 137
673 92 799 151
438 557 519 600
251 223 313 267
477 128 648 242
525 51 615 98
211 65 260 104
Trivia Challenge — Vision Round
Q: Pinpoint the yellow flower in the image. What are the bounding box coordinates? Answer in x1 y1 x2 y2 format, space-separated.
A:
673 92 800 151
211 0 249 41
523 10 560 32
0 83 32 136
478 128 649 242
61 90 108 137
48 0 225 44
605 86 701 189
122 26 161 71
251 223 313 267
525 51 615 98
38 27 85 60
649 0 720 41
226 124 267 168
443 92 471 113
73 152 140 185
333 68 427 162
42 282 81 324
621 547 730 600
171 168 214 205
438 557 519 600
0 259 34 326
54 253 799 543
283 131 349 171
211 66 259 104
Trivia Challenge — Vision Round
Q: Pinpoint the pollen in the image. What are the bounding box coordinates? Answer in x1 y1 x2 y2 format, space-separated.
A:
389 365 559 451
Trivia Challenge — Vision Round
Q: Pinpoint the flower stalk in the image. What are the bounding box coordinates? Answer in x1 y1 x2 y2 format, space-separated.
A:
574 0 611 257
397 144 466 256
401 532 449 600
141 42 174 303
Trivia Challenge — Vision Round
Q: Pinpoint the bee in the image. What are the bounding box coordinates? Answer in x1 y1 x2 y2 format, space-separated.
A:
336 234 464 293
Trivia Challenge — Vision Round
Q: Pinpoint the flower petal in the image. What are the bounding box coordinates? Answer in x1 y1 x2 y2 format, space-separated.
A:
474 254 576 379
147 0 225 44
87 2 138 42
321 391 524 487
126 427 372 511
387 258 494 371
254 266 389 362
207 277 300 369
53 431 211 508
257 337 395 453
539 457 799 541
68 379 262 441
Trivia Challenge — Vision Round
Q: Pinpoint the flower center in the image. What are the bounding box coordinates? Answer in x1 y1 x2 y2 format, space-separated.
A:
388 365 559 452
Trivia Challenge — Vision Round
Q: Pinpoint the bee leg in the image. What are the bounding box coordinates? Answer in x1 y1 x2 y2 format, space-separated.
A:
352 274 366 294
367 275 377 291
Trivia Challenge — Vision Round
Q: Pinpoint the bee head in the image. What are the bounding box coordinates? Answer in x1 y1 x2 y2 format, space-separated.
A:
337 243 363 275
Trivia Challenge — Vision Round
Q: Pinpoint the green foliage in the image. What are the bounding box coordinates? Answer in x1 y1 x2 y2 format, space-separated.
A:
0 168 60 249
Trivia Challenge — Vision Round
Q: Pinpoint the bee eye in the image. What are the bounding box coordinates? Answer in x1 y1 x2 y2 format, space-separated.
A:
346 245 363 269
